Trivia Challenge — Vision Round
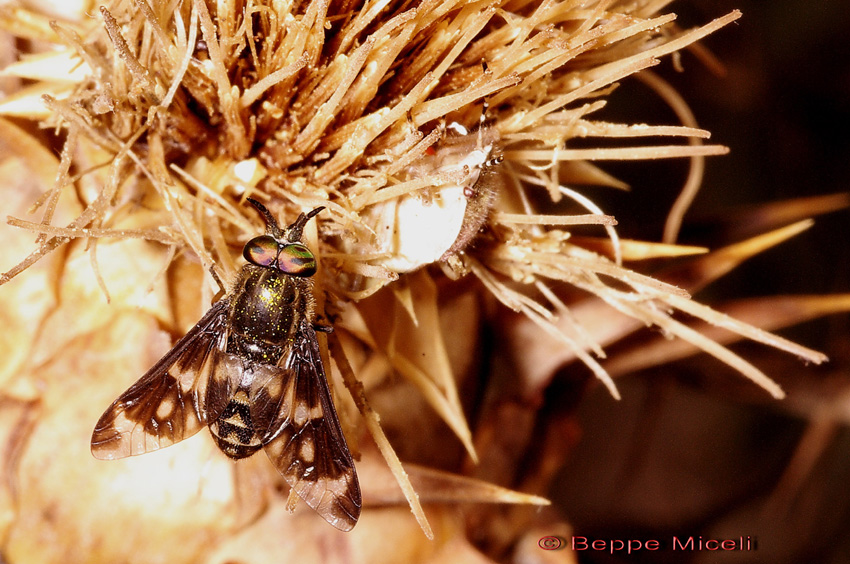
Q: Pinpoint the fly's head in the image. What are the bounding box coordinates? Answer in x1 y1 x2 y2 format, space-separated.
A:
242 199 323 277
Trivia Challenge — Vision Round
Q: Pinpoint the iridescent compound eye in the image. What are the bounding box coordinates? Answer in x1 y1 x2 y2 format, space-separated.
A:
243 235 280 267
277 243 317 276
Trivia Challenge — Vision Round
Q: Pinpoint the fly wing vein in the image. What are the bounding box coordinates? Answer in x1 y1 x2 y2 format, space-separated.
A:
250 321 361 531
91 300 240 459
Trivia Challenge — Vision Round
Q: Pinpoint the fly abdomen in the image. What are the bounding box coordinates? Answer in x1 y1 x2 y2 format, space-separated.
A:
210 390 262 459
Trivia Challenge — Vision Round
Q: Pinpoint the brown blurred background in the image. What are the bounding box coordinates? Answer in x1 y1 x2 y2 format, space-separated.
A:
549 1 850 563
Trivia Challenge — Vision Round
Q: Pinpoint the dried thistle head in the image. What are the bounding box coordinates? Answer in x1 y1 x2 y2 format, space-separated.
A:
0 0 841 562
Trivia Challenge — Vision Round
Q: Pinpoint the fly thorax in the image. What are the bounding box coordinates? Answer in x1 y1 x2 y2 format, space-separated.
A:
229 266 307 348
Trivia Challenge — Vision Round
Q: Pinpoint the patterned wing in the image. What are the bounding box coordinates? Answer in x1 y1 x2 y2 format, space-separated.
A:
91 300 241 459
249 321 361 531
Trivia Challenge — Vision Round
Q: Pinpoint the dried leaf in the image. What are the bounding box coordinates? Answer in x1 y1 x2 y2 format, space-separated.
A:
356 270 477 462
6 313 240 564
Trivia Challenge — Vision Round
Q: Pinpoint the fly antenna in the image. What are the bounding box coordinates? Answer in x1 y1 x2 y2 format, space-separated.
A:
246 198 284 238
286 207 325 242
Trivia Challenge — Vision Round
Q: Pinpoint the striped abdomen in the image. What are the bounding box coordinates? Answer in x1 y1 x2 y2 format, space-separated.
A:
209 389 262 459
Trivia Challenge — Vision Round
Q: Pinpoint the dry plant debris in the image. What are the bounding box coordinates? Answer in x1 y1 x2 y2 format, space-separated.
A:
0 1 846 563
